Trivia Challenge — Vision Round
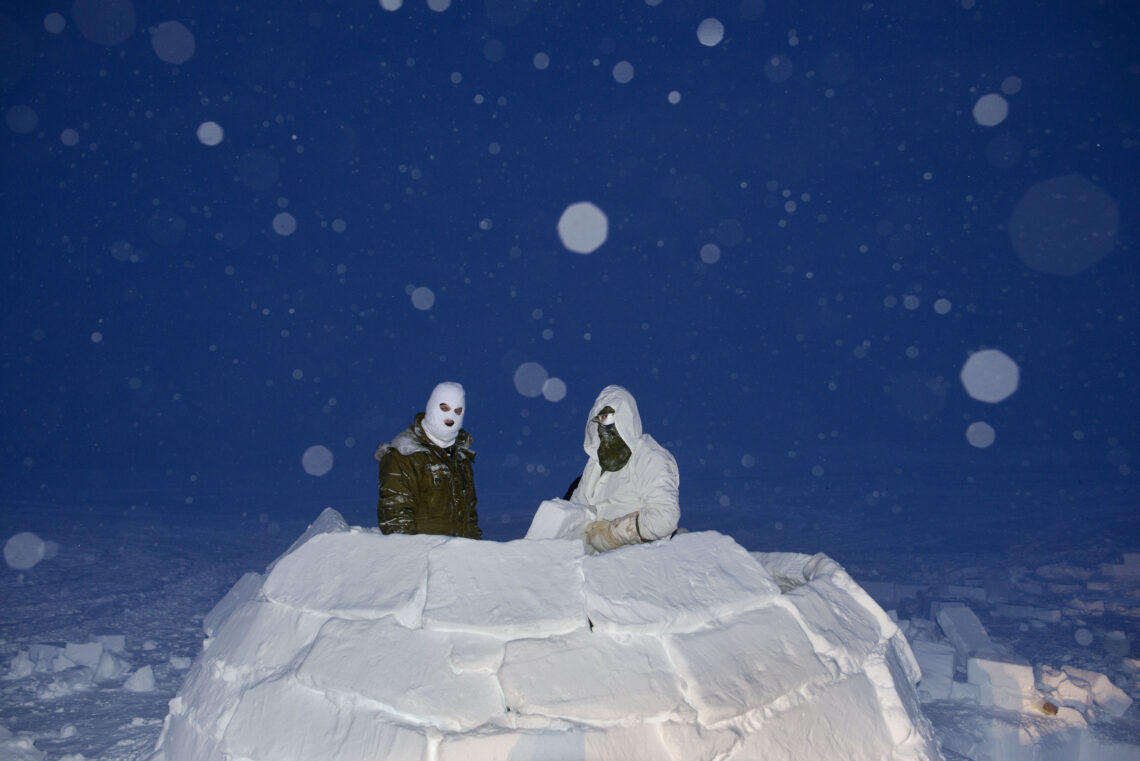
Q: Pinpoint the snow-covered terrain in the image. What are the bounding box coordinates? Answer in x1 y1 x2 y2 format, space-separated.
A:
2 461 1137 761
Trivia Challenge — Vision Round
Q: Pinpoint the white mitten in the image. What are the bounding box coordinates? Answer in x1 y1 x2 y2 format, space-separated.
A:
585 512 642 553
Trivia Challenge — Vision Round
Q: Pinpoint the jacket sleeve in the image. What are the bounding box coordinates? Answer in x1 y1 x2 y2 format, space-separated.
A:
464 458 482 540
631 443 680 541
468 495 482 540
377 451 418 534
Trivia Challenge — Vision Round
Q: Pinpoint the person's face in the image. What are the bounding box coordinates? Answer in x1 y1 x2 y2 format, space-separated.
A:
593 405 615 427
439 402 463 428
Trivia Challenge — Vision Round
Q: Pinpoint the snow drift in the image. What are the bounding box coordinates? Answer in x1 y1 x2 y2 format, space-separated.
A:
149 508 938 761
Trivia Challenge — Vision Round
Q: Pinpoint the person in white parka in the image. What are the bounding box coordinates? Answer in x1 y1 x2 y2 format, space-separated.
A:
570 385 681 553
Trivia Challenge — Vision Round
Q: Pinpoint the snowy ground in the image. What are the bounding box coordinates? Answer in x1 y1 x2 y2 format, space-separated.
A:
1 457 1137 760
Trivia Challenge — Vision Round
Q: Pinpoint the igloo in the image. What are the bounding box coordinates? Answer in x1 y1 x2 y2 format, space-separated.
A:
149 508 939 761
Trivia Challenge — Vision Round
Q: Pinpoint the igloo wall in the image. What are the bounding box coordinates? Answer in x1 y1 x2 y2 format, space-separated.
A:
149 508 938 761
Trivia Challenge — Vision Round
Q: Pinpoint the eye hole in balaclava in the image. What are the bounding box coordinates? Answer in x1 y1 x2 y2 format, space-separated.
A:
594 405 631 472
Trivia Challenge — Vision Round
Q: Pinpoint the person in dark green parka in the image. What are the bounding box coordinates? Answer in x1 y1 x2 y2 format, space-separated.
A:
374 381 481 538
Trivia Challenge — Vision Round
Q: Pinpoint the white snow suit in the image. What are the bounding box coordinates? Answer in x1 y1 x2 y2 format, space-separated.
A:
570 385 680 544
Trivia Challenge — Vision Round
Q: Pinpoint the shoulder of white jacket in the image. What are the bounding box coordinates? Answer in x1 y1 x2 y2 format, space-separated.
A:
631 433 677 468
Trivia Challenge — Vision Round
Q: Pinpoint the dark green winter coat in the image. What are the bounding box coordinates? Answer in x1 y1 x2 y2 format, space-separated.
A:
374 413 481 539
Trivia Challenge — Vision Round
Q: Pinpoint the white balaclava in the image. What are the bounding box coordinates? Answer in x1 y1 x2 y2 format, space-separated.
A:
422 382 466 449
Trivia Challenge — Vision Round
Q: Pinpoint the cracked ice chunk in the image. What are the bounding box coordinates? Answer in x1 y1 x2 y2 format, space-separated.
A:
64 642 103 669
124 665 155 692
94 651 132 682
1061 665 1133 716
1038 665 1093 711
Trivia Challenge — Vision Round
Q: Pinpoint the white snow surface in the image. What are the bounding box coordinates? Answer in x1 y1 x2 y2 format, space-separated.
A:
145 509 937 761
1 479 1137 761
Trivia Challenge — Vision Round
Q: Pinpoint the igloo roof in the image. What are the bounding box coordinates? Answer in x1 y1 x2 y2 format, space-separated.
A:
150 509 937 761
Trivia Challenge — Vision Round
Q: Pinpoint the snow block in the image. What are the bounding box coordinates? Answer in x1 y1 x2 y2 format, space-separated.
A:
422 537 586 638
936 603 999 670
499 629 689 723
1061 665 1133 717
202 600 325 679
437 725 674 761
124 665 156 692
950 680 981 703
51 652 77 672
524 498 594 541
7 651 34 679
203 570 263 637
728 672 895 761
64 642 103 669
780 569 883 675
296 617 504 732
584 531 780 634
39 665 93 697
754 551 839 592
159 660 247 754
1038 665 1094 711
149 518 940 761
872 635 937 757
968 656 1037 711
95 634 126 653
263 530 447 627
94 650 132 682
223 676 430 761
664 604 833 724
267 506 351 572
928 700 1088 761
912 641 956 701
28 644 61 672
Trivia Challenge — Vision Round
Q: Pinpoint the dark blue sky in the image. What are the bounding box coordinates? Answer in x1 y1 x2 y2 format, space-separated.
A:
2 1 1136 542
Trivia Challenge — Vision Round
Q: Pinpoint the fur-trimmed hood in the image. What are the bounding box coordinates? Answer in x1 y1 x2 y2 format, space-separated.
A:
375 413 474 462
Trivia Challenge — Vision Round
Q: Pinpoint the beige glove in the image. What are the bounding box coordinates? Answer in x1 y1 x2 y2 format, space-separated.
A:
585 511 643 553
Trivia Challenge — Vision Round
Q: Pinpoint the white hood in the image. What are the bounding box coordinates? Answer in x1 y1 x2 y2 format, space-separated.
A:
582 385 643 458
